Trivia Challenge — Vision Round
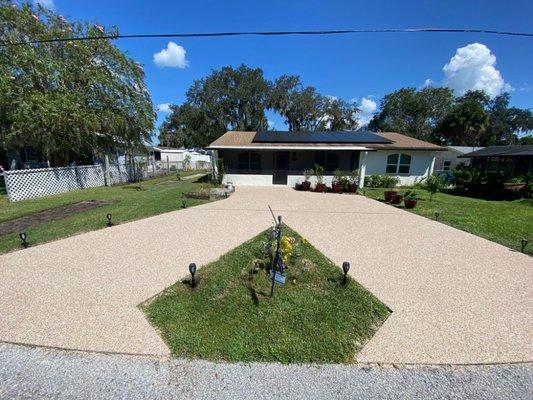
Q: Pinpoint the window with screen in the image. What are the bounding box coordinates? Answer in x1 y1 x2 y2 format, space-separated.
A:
386 153 411 174
238 153 249 170
326 153 339 171
250 152 261 171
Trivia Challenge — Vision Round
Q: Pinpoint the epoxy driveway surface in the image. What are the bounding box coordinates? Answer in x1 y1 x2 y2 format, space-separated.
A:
0 186 531 364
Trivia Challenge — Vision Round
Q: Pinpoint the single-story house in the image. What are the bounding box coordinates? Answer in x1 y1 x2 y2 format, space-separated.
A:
209 130 444 187
459 145 533 175
434 146 484 172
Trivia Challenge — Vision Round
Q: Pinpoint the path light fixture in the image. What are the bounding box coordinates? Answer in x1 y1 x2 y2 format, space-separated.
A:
521 239 529 253
106 213 113 227
189 262 197 287
342 261 350 286
435 212 440 221
19 232 28 248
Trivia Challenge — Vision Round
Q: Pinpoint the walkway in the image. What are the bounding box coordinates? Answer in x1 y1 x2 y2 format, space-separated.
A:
0 186 531 363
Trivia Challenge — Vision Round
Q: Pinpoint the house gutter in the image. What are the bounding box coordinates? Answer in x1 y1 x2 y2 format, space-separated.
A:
207 145 376 151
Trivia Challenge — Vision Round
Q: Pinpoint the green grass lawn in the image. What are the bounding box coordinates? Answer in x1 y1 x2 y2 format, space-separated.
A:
364 188 533 255
142 227 390 364
0 171 212 254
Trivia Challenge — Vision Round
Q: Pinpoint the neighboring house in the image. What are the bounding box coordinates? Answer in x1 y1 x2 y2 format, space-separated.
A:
459 145 533 175
209 130 444 187
434 146 484 172
148 146 212 170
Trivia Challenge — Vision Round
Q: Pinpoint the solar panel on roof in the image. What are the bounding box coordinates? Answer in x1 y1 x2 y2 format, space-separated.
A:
252 130 391 144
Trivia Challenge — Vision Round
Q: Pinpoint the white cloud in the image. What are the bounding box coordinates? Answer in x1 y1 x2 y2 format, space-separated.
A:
156 103 172 113
443 43 511 98
153 42 189 68
34 0 55 9
356 97 377 127
422 78 434 87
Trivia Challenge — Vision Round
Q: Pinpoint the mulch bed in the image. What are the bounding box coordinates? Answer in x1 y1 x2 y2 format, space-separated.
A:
0 200 112 236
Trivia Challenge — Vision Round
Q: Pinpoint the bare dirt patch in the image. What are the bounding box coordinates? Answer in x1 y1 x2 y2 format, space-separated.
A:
0 200 112 236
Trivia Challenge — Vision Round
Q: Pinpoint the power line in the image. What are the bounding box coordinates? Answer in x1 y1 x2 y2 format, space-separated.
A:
1 27 532 47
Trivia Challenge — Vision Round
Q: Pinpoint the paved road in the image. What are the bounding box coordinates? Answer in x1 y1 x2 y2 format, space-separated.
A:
1 343 531 400
0 186 531 364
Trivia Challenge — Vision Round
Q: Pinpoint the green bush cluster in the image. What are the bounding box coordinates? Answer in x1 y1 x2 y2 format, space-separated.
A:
451 165 531 199
364 174 399 188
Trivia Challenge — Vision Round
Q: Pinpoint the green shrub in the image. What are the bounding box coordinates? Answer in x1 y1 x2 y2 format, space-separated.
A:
424 173 445 201
303 168 313 181
451 165 507 198
314 164 324 184
364 174 399 188
170 165 177 172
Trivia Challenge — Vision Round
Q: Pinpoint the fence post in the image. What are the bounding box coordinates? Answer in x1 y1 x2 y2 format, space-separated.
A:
104 154 111 186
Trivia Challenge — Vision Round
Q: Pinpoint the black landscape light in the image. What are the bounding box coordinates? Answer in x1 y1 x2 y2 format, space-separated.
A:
435 212 440 221
19 232 28 248
106 213 113 227
342 261 350 285
521 239 528 253
189 262 197 287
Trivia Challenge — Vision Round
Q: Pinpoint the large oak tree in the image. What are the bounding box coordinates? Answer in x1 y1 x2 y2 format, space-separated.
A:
0 1 154 167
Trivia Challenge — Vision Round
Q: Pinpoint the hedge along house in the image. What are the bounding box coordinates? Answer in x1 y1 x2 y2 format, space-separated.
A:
209 130 444 187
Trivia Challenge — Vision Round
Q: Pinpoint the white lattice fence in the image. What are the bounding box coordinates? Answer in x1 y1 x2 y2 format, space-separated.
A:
108 164 131 185
4 165 106 202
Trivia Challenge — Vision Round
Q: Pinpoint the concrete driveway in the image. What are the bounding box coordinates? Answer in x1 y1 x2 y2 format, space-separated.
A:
0 186 531 364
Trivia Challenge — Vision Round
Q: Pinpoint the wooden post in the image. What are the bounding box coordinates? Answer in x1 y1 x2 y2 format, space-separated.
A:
358 151 367 188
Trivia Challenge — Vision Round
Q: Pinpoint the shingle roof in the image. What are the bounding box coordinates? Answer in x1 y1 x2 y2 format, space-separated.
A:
209 131 444 151
458 145 533 158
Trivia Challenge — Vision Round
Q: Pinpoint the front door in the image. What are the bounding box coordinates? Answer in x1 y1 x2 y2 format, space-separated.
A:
273 152 289 185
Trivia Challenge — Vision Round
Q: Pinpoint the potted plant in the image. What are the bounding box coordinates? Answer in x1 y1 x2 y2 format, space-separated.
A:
404 191 418 208
300 168 313 191
332 169 344 193
314 164 326 192
384 190 398 203
348 169 359 193
390 192 403 205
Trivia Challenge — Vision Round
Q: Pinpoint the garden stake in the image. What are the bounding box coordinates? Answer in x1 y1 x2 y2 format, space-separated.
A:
521 239 528 253
269 212 283 297
435 212 440 221
106 213 113 227
342 261 350 286
19 232 28 249
189 263 197 287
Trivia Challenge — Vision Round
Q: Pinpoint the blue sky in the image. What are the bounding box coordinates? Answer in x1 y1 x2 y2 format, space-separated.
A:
35 0 532 141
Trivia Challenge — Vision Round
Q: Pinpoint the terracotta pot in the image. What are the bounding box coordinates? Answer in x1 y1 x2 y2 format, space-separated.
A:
300 181 311 191
332 182 342 193
390 194 403 205
404 198 417 209
315 182 326 193
348 183 358 193
384 190 398 203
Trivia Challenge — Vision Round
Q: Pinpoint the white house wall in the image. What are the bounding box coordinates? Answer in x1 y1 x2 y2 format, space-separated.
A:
220 149 437 187
364 150 436 186
223 174 273 186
